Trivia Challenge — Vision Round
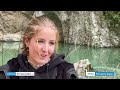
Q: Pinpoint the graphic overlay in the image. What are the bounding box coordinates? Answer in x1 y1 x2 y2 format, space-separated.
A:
5 72 35 76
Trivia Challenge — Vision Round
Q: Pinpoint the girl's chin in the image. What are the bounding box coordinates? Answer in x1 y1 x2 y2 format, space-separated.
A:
37 59 49 64
39 57 50 61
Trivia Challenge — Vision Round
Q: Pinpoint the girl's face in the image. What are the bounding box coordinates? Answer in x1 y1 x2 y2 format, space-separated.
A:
25 27 57 66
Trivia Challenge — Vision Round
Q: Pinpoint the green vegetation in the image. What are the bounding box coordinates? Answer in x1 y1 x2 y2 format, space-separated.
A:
103 11 120 35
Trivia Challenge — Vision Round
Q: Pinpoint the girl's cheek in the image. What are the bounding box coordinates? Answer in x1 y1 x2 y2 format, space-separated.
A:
50 47 55 53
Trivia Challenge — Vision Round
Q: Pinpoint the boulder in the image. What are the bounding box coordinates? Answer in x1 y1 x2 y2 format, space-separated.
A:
74 59 93 78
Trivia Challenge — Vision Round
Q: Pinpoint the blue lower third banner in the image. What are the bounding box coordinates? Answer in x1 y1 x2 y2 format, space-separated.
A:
86 72 114 76
95 72 114 76
5 72 16 76
5 72 35 76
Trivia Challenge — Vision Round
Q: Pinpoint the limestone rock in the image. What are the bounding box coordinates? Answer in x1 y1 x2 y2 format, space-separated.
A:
0 33 22 41
74 59 93 78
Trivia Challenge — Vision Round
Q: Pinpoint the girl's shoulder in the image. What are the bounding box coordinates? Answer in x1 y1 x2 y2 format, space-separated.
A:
57 61 78 79
0 57 18 72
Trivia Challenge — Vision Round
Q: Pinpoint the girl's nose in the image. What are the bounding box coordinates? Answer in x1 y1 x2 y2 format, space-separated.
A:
42 44 49 52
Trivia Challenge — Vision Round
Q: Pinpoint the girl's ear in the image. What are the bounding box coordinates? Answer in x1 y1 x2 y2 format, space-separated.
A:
24 38 30 47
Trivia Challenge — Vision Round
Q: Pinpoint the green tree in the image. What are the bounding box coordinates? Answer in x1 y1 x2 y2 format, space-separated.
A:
103 11 120 35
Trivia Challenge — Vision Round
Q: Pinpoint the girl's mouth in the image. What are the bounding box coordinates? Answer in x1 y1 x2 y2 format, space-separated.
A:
40 54 47 58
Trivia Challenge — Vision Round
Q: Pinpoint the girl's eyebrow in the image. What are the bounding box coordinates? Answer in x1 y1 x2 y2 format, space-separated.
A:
50 40 55 42
37 38 44 40
37 38 55 42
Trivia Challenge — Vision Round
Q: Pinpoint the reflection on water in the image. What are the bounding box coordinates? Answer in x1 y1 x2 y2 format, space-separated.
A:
0 42 22 66
58 43 120 69
0 42 120 69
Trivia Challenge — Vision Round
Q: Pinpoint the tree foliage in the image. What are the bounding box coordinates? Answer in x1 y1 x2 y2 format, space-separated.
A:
103 11 120 35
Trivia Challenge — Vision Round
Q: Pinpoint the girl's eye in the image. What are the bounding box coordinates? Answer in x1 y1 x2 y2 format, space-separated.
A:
50 42 55 45
37 40 44 43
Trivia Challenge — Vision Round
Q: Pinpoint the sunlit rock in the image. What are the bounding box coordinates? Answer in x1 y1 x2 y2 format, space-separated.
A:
74 59 93 78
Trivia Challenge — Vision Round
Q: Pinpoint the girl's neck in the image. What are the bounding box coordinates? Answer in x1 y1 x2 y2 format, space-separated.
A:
27 56 50 69
28 60 44 69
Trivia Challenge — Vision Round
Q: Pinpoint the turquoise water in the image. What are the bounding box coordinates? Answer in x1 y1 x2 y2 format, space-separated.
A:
0 42 120 69
58 43 120 69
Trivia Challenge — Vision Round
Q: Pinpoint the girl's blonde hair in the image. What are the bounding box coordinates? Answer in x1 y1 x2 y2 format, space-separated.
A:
22 15 60 55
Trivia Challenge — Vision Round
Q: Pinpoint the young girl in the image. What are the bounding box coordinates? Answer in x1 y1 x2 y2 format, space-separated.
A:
0 15 78 79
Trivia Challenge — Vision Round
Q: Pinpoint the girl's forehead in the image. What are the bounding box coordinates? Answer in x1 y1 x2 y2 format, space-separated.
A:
37 27 57 34
33 28 57 39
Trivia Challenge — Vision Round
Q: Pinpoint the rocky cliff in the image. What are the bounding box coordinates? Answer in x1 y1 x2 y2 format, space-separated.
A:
0 11 119 47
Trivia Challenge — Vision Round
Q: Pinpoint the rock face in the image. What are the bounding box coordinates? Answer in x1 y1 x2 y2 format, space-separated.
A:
54 11 120 47
0 33 22 41
0 11 120 47
0 11 34 41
